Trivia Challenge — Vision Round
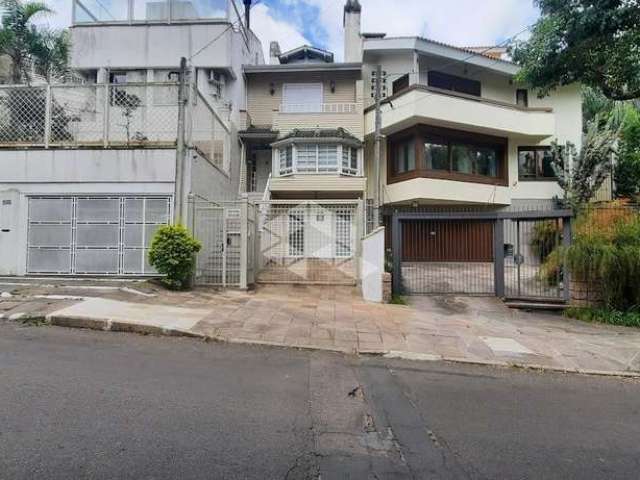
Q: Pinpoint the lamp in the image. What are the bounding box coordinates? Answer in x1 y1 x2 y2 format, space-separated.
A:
330 79 336 93
269 82 275 95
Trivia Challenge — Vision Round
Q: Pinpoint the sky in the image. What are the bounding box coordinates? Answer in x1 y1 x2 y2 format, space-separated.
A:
40 0 540 61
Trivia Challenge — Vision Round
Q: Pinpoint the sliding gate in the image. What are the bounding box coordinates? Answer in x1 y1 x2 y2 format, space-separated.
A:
391 209 572 300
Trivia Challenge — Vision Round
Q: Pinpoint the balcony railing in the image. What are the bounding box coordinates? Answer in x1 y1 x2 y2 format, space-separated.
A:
279 103 358 114
0 82 230 171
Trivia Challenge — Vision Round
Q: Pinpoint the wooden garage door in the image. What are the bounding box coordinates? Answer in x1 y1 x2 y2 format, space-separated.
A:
402 220 494 262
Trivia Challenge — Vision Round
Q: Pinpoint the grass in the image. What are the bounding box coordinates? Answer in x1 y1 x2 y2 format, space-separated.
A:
565 306 640 328
390 295 408 306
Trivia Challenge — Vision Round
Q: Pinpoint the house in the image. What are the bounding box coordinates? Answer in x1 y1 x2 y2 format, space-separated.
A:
239 41 365 283
0 0 262 276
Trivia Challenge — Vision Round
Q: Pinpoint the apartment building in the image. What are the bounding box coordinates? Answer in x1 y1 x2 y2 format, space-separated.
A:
0 0 263 276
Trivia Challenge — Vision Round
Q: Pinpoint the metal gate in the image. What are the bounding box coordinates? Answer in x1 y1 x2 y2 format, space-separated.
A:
192 200 243 287
255 200 362 285
26 196 171 275
400 219 495 295
504 218 565 300
391 209 572 301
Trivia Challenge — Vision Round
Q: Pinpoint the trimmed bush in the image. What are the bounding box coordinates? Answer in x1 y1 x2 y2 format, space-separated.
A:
148 225 202 290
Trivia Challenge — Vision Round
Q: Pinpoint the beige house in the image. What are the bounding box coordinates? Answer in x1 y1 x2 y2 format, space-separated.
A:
240 45 365 201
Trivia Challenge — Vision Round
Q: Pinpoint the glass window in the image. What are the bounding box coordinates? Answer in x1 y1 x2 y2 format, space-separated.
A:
518 147 555 179
341 147 358 175
451 145 473 174
317 145 338 172
279 146 293 175
296 144 317 172
394 139 416 174
475 147 498 177
424 141 449 170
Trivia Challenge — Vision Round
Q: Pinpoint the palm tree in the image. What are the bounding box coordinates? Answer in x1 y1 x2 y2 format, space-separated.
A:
30 27 70 82
0 0 53 84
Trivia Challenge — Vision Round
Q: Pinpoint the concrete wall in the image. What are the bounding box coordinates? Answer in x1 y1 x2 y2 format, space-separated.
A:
360 227 385 302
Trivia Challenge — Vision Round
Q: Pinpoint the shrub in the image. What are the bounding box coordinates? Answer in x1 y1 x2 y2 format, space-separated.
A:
530 220 560 261
566 206 640 310
148 224 201 290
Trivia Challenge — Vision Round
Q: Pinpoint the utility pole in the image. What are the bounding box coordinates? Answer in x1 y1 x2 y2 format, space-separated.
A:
174 56 188 224
373 64 383 227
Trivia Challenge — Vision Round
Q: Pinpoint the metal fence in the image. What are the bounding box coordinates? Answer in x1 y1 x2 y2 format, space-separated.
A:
391 208 573 301
0 82 229 169
255 200 363 285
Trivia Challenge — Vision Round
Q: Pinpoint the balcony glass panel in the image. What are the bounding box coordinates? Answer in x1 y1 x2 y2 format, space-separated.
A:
171 0 228 20
74 0 128 22
133 0 169 21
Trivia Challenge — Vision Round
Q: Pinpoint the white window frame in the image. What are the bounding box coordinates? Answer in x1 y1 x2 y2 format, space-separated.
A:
282 83 324 113
277 144 361 176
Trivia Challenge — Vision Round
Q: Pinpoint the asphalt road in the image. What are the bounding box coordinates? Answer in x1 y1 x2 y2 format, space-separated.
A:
1 322 639 480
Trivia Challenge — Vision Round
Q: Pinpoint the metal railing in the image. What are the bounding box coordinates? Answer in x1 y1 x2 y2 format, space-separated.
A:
279 103 358 114
0 82 229 170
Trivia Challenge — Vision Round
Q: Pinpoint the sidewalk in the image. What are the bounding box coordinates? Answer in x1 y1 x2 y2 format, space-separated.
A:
2 280 640 377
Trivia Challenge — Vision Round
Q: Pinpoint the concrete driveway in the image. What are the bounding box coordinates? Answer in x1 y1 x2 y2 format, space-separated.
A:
2 280 640 376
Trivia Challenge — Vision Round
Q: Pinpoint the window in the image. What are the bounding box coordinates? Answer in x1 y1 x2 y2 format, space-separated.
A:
388 126 507 185
392 74 410 95
424 139 449 171
518 146 556 180
428 70 481 97
279 146 293 175
282 83 323 112
393 138 416 174
342 147 359 176
516 89 528 107
278 144 358 175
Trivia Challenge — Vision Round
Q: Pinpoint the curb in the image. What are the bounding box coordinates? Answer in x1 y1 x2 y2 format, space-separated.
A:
42 314 640 379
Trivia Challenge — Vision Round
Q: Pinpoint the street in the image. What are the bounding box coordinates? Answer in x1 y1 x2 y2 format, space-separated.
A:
1 322 639 479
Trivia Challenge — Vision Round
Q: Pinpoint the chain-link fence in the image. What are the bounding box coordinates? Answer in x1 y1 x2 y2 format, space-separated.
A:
0 82 232 155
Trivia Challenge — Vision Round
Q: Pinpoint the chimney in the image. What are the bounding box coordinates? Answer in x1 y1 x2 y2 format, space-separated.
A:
269 41 281 65
243 0 251 29
343 0 362 62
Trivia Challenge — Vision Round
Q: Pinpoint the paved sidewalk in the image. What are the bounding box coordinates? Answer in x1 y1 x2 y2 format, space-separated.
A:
2 281 640 376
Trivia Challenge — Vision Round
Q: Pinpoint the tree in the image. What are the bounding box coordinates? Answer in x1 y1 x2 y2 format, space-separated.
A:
29 27 70 82
512 0 640 101
550 121 617 210
0 0 52 84
614 106 640 199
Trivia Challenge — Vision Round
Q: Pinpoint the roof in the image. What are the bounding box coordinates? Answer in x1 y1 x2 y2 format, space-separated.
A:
278 45 334 64
272 128 362 146
243 62 362 75
363 36 519 76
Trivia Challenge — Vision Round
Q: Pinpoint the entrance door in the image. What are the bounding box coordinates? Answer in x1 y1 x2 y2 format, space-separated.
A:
401 220 495 294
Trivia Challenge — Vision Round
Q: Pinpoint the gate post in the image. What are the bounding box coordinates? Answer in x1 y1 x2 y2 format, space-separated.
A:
392 213 402 296
562 216 572 303
494 218 505 298
239 195 249 290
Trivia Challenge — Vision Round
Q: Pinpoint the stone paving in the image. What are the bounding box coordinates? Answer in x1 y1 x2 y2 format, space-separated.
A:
2 279 640 376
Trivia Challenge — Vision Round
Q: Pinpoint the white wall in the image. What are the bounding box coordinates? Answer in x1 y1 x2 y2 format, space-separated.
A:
361 227 385 302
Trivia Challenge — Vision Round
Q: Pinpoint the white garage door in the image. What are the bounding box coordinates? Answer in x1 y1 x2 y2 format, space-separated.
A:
27 196 171 275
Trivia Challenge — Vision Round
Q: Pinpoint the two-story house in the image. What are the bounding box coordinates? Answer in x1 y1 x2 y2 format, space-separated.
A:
0 0 262 277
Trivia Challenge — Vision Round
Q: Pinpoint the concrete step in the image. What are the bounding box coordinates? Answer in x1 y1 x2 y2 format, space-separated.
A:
504 301 567 312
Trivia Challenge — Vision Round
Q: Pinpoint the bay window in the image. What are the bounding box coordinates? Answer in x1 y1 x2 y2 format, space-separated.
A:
388 125 507 185
277 143 360 176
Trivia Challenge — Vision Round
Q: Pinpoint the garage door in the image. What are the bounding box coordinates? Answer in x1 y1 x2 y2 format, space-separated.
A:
27 196 171 275
400 219 495 295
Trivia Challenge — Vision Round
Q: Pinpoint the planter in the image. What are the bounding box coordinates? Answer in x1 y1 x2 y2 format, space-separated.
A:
570 276 604 308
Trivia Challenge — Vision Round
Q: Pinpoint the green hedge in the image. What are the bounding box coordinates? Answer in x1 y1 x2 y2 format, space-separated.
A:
148 224 201 290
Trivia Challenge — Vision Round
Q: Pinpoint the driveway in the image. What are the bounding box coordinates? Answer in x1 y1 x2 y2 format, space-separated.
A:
2 280 640 376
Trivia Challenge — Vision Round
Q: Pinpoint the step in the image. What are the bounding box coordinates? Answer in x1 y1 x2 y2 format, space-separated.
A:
504 301 568 311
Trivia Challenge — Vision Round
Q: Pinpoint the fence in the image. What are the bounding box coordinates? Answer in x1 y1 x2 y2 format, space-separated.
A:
0 82 229 170
254 200 363 285
390 208 573 301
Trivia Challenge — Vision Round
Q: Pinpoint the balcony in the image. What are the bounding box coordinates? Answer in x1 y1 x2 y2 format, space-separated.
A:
365 85 555 139
273 103 364 139
0 83 229 170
